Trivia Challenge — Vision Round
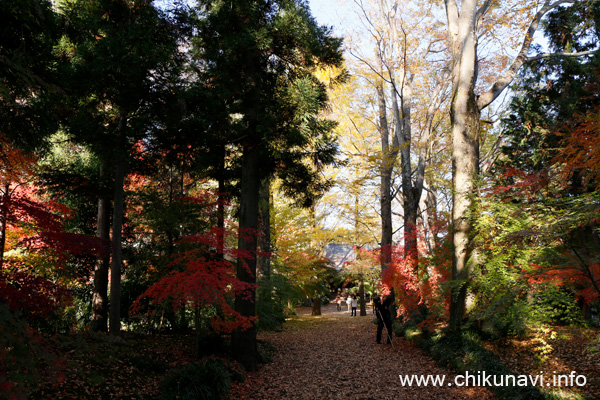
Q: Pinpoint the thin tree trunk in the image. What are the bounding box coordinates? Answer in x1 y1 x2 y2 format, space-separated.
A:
217 144 226 259
359 274 366 316
257 177 271 280
109 143 126 335
91 163 111 332
0 183 9 271
311 296 322 316
231 142 260 372
377 82 394 276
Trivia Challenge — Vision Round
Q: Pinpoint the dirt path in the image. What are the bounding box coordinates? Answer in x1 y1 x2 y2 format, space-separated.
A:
231 304 495 399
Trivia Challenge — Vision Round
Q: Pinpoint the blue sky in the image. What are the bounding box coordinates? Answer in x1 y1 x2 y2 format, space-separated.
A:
308 0 359 37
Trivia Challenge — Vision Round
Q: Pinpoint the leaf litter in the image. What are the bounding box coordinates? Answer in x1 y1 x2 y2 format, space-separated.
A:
231 304 495 400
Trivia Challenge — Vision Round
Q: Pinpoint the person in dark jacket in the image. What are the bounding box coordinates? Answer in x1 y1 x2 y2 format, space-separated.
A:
374 293 393 344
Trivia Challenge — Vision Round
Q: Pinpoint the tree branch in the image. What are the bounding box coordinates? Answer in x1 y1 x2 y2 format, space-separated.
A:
526 49 599 62
476 0 577 111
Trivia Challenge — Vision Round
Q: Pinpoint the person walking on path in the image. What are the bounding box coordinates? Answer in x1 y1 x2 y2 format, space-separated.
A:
351 295 358 316
346 295 352 312
336 296 342 311
374 294 393 344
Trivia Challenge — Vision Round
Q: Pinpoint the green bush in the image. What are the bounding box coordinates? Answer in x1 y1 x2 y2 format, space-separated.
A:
0 304 59 399
393 320 421 340
257 339 277 364
256 271 300 331
129 354 169 373
207 356 246 383
159 359 231 400
532 286 583 325
420 328 549 400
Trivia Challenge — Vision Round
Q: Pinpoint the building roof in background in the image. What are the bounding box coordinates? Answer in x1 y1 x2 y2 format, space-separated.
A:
322 243 356 270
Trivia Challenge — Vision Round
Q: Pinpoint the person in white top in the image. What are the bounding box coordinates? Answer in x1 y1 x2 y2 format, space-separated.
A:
346 295 352 312
351 295 358 316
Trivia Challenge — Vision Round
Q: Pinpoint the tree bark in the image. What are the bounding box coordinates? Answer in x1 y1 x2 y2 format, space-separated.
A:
231 142 260 372
257 177 271 280
443 0 573 330
391 74 420 270
217 144 226 259
445 0 480 330
109 142 126 335
311 296 322 316
378 82 394 276
91 162 111 332
359 274 367 316
0 183 9 271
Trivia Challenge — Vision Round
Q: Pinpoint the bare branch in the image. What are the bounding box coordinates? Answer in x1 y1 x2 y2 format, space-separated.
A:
476 0 578 110
526 49 599 62
475 0 495 23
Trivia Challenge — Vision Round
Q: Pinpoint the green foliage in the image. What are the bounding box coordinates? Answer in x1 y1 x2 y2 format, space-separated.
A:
420 329 551 400
0 0 61 150
469 196 536 337
128 354 169 374
393 319 422 340
532 286 584 326
469 186 596 336
190 0 344 207
586 333 600 359
159 358 233 400
256 339 277 365
481 2 600 338
159 356 244 400
256 271 299 331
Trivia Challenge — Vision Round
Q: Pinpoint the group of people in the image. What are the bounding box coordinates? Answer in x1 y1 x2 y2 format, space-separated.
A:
335 294 358 316
334 291 394 345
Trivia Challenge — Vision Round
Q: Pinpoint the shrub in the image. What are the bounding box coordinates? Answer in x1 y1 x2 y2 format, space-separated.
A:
393 320 421 340
129 354 169 373
421 328 548 400
206 356 245 383
532 285 583 325
159 359 231 400
0 304 62 399
257 339 277 365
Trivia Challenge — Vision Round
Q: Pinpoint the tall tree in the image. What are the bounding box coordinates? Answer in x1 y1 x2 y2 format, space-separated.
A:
0 0 61 150
57 0 180 333
443 0 597 329
194 0 343 370
343 0 451 312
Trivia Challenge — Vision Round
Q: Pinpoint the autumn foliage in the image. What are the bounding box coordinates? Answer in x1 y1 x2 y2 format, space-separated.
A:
130 194 257 334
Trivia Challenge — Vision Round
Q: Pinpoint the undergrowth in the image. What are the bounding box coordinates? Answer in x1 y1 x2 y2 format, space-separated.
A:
402 326 583 400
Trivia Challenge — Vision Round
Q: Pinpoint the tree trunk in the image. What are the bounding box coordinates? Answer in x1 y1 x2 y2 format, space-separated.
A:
359 274 366 316
446 0 480 330
231 142 260 372
443 0 573 330
391 73 416 264
311 296 322 316
109 145 126 335
449 92 480 330
378 83 394 276
217 144 226 259
91 163 111 332
0 183 9 270
257 177 271 280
